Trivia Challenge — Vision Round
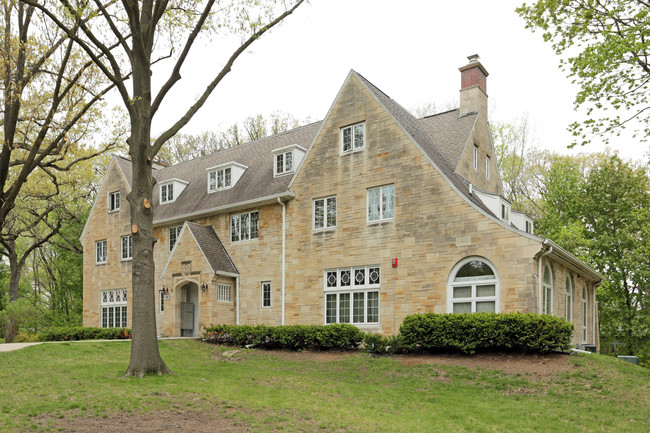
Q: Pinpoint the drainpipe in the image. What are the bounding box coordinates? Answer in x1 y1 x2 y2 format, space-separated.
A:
593 281 602 347
538 241 553 314
236 275 240 325
277 198 286 325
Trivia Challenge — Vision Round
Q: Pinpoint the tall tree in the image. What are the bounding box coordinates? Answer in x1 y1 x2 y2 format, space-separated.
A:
26 0 306 376
517 1 650 146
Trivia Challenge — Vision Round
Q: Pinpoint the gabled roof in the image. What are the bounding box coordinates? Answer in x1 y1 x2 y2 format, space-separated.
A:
418 109 478 169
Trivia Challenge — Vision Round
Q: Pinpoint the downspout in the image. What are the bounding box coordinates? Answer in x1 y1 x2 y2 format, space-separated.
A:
236 275 240 325
538 241 553 314
593 281 602 347
277 198 286 325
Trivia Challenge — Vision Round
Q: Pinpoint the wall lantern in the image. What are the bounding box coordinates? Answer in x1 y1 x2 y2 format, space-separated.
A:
200 282 208 292
161 285 169 294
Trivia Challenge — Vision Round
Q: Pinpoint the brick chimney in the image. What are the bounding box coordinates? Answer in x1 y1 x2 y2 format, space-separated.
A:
459 54 489 120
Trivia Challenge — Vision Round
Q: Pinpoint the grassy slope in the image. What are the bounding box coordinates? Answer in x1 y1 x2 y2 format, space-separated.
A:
0 340 648 432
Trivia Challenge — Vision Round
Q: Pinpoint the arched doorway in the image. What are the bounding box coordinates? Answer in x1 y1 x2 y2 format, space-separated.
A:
178 281 199 337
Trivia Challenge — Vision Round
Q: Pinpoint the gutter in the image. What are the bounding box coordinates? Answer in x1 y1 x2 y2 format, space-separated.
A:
538 241 553 314
277 197 286 325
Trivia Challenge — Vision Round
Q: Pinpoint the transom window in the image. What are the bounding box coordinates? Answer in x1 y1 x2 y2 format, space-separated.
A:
341 122 365 153
565 276 573 322
543 265 553 314
101 289 127 328
314 196 336 230
261 281 271 308
169 225 182 251
217 284 231 302
96 240 107 264
231 210 259 242
109 191 120 212
449 258 498 314
325 265 380 325
275 151 293 176
121 235 132 260
161 183 174 203
208 167 232 192
368 185 394 222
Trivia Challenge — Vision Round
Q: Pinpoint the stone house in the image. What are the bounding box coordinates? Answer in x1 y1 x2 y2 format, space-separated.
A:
81 56 602 349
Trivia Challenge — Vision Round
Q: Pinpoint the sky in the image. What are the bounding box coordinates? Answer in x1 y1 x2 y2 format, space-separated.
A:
151 0 648 162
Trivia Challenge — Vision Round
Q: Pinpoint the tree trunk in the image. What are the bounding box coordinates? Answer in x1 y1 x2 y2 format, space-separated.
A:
4 238 23 342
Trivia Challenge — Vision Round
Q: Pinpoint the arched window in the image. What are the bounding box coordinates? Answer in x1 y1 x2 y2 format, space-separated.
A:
449 258 498 314
565 276 573 322
581 287 588 342
542 265 553 314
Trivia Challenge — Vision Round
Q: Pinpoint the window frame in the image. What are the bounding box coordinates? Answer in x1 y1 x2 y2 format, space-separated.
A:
230 210 259 243
485 155 491 179
95 240 107 265
274 150 294 176
261 281 271 308
473 144 479 171
217 284 231 303
542 265 553 314
324 265 380 325
121 235 133 261
100 289 127 328
208 166 233 192
108 191 120 212
340 122 365 154
367 184 395 223
565 276 573 322
159 290 165 313
447 257 499 314
160 182 174 204
581 287 588 343
313 196 337 231
169 225 182 251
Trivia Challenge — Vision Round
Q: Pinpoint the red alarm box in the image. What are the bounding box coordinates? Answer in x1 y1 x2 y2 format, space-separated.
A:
392 258 398 268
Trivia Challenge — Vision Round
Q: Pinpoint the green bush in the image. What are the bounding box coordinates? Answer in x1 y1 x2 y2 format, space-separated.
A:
38 326 131 342
0 298 49 342
400 312 573 354
203 324 364 351
363 333 408 354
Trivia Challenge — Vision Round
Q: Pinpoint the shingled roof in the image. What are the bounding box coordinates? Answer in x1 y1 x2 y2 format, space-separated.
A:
185 222 238 275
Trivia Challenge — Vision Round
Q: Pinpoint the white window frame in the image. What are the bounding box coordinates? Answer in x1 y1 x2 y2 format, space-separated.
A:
121 235 133 261
313 196 337 230
565 276 573 322
169 225 182 251
341 122 365 154
96 240 107 265
208 167 233 192
367 184 395 223
485 155 491 179
274 150 294 176
108 191 120 212
543 265 553 314
159 290 165 313
261 281 271 308
160 183 174 204
100 289 127 328
324 265 380 325
447 257 499 314
473 145 479 171
581 287 588 343
231 210 259 242
217 284 231 303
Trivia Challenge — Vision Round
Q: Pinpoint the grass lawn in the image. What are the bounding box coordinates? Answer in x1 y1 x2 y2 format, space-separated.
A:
0 340 648 432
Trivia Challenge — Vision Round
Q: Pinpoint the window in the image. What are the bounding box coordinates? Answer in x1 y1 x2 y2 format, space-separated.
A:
261 281 271 308
161 183 174 203
314 196 337 230
109 191 120 212
486 156 491 179
565 276 573 322
501 203 510 221
217 284 231 302
101 289 127 328
582 287 588 342
324 265 380 325
543 265 553 314
96 240 107 264
449 258 498 314
275 151 293 176
473 145 479 171
169 225 182 251
121 235 132 261
367 185 394 222
525 220 532 234
231 211 259 242
341 122 365 153
208 167 232 192
159 290 165 313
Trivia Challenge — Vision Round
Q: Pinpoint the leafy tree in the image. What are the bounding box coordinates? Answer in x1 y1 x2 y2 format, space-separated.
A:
26 0 307 376
517 0 650 145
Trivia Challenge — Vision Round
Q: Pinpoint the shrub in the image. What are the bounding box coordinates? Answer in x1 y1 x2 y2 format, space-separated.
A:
14 331 40 342
203 324 364 351
400 312 573 354
0 298 49 342
38 326 131 342
363 333 408 354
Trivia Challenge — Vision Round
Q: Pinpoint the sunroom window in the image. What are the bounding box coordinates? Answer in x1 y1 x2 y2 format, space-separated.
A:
449 258 498 313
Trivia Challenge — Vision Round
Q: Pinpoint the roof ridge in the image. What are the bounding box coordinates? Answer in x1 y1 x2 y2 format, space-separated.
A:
419 108 460 120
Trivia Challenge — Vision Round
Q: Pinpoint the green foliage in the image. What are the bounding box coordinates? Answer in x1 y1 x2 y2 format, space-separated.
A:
38 326 131 342
517 0 650 144
203 324 364 351
399 312 573 354
0 297 49 341
363 333 407 354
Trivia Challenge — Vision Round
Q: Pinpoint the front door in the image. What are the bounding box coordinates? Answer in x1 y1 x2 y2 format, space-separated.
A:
180 301 194 337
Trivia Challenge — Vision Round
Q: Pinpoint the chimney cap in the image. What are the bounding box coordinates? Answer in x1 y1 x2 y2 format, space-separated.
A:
468 54 480 63
459 54 489 77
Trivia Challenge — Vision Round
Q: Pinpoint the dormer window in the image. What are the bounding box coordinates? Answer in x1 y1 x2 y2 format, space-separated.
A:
206 162 247 192
159 178 188 204
341 122 365 154
501 203 510 221
273 145 306 177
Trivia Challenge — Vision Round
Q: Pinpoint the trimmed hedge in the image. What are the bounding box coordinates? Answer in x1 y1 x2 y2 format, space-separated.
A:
203 324 364 351
38 326 131 342
400 312 573 354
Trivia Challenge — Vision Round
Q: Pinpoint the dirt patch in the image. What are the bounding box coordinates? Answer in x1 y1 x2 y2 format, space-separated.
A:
395 352 572 379
34 408 250 433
